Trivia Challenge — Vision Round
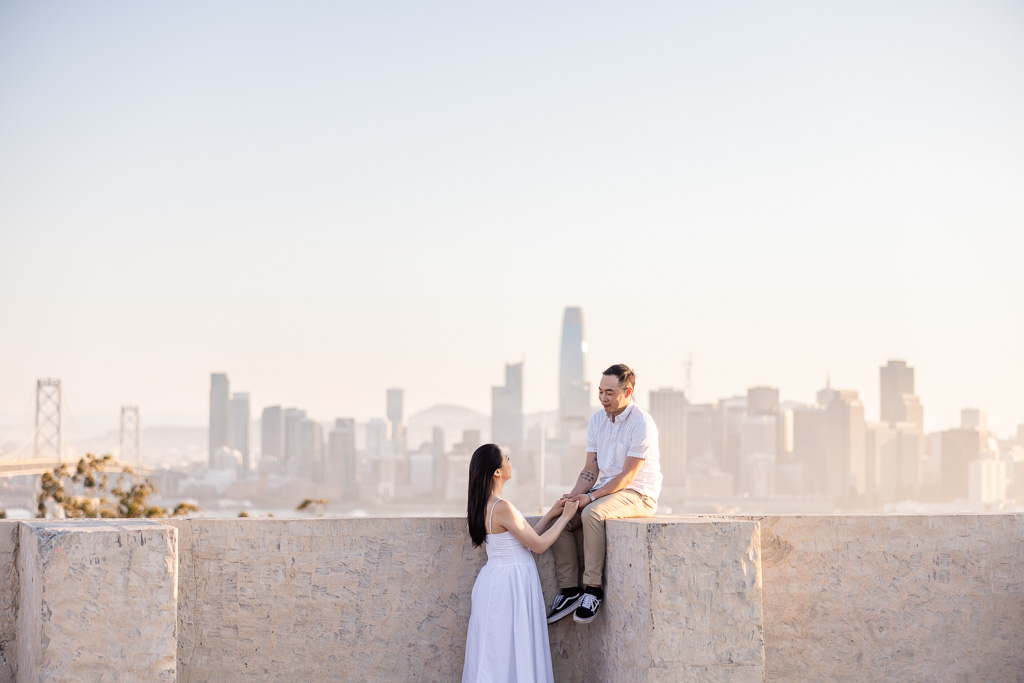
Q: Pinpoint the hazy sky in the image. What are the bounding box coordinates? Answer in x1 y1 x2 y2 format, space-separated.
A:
1 1 1022 438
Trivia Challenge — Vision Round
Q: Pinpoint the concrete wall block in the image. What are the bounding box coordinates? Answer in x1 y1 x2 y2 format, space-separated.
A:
539 516 765 683
15 520 177 683
167 517 484 683
0 521 20 683
626 518 764 683
759 514 1024 682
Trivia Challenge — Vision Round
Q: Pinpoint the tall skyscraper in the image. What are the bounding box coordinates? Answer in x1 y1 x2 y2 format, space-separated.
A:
826 389 866 500
866 422 897 501
367 418 393 500
208 373 230 467
739 413 777 497
284 408 307 476
387 388 406 458
492 362 524 455
328 418 357 501
230 392 251 474
387 388 404 427
793 405 829 495
298 418 323 481
716 397 747 486
261 406 284 470
684 403 717 473
432 426 446 496
960 408 987 432
940 427 984 501
880 360 916 425
558 307 590 437
649 388 687 490
747 386 780 416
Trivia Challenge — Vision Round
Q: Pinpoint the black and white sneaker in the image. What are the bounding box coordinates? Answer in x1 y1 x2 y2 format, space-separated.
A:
573 592 602 623
547 591 583 624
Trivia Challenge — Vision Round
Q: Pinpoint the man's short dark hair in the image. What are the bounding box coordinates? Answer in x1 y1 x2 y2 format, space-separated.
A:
603 364 636 390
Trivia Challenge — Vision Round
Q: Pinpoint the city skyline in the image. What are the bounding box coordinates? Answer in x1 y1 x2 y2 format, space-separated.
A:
2 342 1020 447
1 1 1022 436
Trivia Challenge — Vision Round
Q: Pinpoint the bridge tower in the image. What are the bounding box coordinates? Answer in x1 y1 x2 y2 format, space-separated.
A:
34 378 62 463
120 406 141 469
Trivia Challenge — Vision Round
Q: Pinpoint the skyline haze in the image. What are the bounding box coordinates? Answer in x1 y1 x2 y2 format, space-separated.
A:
1 1 1021 437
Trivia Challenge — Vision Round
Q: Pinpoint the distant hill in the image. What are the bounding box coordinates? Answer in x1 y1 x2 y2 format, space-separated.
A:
407 405 489 450
69 426 209 468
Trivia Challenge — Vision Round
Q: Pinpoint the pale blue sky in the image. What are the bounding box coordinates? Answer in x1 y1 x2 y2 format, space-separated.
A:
1 1 1022 436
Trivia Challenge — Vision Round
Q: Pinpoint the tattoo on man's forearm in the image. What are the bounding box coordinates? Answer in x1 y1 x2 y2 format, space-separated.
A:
580 471 596 483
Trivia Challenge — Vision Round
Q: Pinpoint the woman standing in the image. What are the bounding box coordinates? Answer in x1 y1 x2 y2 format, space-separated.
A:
462 444 579 683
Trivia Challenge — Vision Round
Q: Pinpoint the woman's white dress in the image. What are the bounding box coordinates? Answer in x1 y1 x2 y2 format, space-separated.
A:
462 500 554 683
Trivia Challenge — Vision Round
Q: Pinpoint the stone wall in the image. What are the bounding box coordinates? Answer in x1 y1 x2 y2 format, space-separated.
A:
165 517 481 682
540 517 764 682
0 522 18 682
15 520 178 682
1 515 1023 682
758 514 1024 682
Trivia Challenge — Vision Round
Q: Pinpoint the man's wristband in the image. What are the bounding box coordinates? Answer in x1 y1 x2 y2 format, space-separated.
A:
587 491 596 503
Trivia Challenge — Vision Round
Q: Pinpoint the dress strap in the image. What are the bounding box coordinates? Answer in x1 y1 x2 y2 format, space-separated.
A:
488 498 503 534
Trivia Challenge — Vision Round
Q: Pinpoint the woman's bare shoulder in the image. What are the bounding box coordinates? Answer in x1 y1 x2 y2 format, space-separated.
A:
492 498 520 529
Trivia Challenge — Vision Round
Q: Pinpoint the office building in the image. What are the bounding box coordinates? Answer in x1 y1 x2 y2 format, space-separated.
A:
684 403 717 474
747 386 780 416
261 406 284 472
649 388 687 489
558 307 590 437
877 360 923 434
969 456 1007 505
826 390 866 500
492 362 524 455
327 418 357 501
229 392 251 474
208 373 230 467
367 418 394 500
940 428 984 501
387 389 406 458
961 408 987 435
284 408 307 476
793 406 829 496
301 418 323 481
741 414 777 497
716 397 747 486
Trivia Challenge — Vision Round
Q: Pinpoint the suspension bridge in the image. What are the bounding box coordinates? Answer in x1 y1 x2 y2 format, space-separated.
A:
0 379 155 479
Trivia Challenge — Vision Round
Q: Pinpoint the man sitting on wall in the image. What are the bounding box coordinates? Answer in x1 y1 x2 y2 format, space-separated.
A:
547 363 663 624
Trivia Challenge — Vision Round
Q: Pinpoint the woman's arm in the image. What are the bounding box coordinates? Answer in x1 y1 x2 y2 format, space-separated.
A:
532 499 566 534
493 499 579 554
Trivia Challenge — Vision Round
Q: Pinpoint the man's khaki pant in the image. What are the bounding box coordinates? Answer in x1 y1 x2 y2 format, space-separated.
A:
551 489 657 588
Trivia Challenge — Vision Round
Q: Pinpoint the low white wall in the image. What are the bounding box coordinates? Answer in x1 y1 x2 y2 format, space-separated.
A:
1 514 1023 682
758 514 1024 682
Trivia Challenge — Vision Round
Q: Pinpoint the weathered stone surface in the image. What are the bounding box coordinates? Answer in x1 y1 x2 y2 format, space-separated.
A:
537 516 764 683
0 521 19 683
3 514 1024 681
166 517 485 683
16 520 177 683
758 514 1024 682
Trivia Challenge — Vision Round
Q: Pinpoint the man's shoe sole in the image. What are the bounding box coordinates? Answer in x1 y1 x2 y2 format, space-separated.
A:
573 610 598 623
546 595 583 624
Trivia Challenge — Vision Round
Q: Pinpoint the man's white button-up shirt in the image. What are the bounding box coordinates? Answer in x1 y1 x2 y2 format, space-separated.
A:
586 401 662 502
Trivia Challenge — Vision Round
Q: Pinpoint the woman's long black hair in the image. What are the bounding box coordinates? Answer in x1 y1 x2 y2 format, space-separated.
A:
467 444 505 547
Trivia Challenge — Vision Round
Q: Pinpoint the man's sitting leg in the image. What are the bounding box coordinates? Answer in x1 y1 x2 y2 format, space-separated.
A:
573 489 656 623
548 511 584 623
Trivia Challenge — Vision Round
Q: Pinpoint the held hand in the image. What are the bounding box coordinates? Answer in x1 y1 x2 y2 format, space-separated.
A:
573 494 591 508
560 499 579 518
